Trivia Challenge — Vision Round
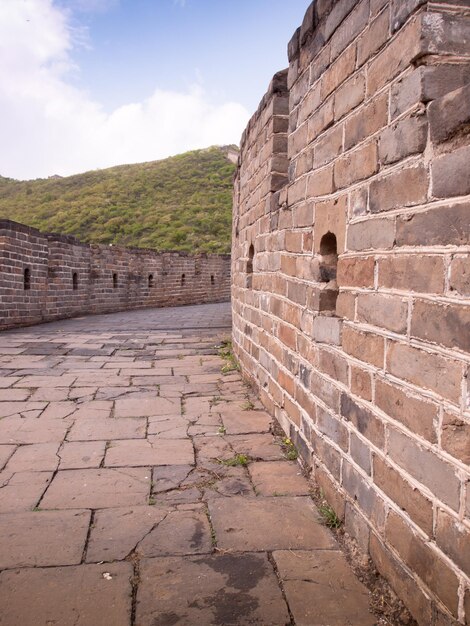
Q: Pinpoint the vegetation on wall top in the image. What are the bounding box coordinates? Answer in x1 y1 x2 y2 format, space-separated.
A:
0 146 237 254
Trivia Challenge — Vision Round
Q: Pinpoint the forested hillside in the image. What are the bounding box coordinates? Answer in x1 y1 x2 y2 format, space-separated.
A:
0 146 237 254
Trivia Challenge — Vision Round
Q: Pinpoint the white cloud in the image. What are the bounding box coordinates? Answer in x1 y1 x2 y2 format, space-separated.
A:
0 0 249 180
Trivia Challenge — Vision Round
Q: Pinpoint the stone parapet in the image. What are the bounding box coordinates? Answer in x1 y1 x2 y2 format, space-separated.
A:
232 1 470 624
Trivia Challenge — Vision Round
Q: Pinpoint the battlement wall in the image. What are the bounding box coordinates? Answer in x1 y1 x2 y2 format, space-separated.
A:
232 1 470 624
0 219 230 330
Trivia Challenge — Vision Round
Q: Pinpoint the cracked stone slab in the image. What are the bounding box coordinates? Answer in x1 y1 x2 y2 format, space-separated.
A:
0 401 47 419
4 442 61 472
58 441 106 469
104 438 194 467
137 506 212 556
152 465 193 492
68 416 146 441
136 553 290 626
86 505 169 562
0 445 16 469
0 471 53 513
147 416 188 438
209 496 338 552
114 396 179 417
220 409 272 435
0 416 70 444
225 433 285 461
0 562 132 626
272 550 376 626
40 468 151 509
249 460 310 496
0 509 91 568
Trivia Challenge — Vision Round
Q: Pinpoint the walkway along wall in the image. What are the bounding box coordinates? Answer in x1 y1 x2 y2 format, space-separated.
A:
0 219 230 330
232 1 470 624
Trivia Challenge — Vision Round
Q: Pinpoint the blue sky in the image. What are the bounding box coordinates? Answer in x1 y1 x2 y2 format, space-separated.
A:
0 0 308 179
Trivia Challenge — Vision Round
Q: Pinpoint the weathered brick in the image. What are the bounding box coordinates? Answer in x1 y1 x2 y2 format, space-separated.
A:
310 370 341 412
306 165 334 198
441 411 470 465
350 365 372 401
344 94 388 150
449 255 470 297
350 432 371 474
436 508 470 575
314 465 345 520
387 342 462 403
357 8 389 66
312 316 342 345
391 64 470 120
373 455 433 535
337 256 375 288
316 407 348 450
310 430 342 479
334 141 378 189
377 255 445 294
378 115 427 165
318 348 349 385
367 14 423 96
388 428 461 510
313 124 344 168
369 164 428 214
375 379 437 442
432 145 470 199
314 195 347 253
334 72 365 121
341 394 385 448
336 292 356 320
370 534 433 625
321 45 356 100
330 0 369 60
278 323 297 350
429 82 470 145
342 326 384 368
342 461 386 527
357 293 408 334
411 299 470 352
307 99 334 143
385 511 460 617
347 218 396 251
396 203 470 247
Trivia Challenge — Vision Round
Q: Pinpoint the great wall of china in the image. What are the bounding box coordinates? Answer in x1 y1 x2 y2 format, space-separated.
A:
1 0 469 623
0 219 231 330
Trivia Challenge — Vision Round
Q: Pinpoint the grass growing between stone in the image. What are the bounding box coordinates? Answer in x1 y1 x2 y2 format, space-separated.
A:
218 340 240 374
218 454 250 467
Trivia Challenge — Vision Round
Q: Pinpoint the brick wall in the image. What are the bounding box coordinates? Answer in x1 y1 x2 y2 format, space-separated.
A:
0 220 230 329
232 1 470 624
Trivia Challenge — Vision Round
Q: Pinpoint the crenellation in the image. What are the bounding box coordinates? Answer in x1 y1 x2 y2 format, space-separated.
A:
232 0 470 624
0 220 230 330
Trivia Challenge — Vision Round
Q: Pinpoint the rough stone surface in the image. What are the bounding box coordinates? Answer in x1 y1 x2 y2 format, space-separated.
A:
0 562 133 626
0 303 376 625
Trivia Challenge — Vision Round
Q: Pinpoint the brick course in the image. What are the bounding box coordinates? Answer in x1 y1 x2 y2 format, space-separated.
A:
232 1 470 624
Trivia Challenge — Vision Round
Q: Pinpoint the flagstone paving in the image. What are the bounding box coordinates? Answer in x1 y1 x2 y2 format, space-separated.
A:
0 303 377 625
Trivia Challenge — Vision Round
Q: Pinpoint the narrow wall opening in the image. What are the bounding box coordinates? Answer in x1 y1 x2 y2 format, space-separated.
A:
23 268 31 290
181 273 186 286
246 244 254 288
148 274 154 288
72 272 78 291
113 273 118 289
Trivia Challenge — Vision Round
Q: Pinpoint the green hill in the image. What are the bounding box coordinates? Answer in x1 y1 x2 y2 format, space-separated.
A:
0 146 237 254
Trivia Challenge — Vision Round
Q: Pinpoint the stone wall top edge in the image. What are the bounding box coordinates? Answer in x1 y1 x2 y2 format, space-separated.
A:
0 219 230 260
239 68 288 153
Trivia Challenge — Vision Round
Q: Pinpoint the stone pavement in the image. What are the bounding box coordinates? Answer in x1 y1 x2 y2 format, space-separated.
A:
0 303 376 625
